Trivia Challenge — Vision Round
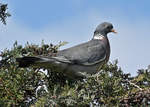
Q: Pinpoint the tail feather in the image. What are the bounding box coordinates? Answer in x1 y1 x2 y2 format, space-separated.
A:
16 56 42 67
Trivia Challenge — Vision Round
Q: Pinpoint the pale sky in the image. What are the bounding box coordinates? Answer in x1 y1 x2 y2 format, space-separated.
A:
0 0 150 75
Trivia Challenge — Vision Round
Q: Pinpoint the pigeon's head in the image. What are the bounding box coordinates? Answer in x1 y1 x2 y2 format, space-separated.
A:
94 22 117 37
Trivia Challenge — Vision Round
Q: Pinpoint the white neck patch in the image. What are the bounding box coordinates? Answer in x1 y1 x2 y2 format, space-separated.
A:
93 34 105 40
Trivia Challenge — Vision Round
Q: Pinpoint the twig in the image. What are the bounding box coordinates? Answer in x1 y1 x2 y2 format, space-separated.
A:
125 80 143 91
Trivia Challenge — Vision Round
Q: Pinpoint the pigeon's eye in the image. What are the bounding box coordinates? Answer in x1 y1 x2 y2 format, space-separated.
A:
107 26 112 29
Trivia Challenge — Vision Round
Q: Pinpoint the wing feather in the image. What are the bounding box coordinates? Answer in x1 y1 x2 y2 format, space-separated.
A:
55 40 107 66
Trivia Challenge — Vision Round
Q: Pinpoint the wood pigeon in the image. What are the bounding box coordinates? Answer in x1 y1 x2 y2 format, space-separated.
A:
16 22 117 78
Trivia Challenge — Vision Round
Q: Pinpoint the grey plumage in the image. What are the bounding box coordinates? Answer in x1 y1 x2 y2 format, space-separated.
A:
16 22 116 78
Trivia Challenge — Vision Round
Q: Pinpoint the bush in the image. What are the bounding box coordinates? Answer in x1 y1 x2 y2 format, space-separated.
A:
0 3 11 25
0 41 149 106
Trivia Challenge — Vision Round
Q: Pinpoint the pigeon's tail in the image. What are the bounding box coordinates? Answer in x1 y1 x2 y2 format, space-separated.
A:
16 56 45 67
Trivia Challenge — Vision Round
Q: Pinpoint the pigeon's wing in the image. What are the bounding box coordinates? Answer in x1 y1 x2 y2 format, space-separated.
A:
54 40 106 66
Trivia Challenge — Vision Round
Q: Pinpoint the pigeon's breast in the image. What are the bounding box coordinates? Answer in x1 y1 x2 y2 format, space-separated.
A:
101 37 110 62
94 35 110 62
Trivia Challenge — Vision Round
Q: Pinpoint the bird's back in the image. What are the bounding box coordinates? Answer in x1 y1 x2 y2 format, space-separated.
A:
57 38 110 66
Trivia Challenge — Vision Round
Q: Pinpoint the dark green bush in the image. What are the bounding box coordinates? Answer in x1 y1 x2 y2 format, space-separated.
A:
0 41 149 106
0 3 11 25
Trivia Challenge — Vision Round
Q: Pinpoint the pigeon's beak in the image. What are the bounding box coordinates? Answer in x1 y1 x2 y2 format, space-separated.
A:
111 29 117 33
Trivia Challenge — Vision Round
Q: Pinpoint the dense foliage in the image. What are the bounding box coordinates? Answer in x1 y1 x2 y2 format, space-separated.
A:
0 41 149 106
0 3 11 25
